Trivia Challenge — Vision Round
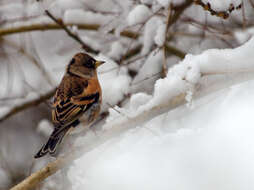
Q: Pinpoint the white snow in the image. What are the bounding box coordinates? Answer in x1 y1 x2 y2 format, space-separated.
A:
97 55 131 111
127 5 152 26
129 93 152 111
69 77 254 190
156 0 185 8
156 0 171 7
67 37 254 190
140 0 154 5
1 1 254 189
107 41 125 60
37 119 53 137
133 37 254 116
131 50 163 93
142 17 162 54
234 27 254 44
201 0 242 11
154 23 166 46
64 9 112 25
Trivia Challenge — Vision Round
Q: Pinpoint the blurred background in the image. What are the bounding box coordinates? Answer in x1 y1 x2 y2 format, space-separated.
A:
0 0 253 189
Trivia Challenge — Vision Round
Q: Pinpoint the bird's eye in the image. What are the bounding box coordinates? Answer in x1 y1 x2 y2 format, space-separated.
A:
84 58 95 68
70 58 75 65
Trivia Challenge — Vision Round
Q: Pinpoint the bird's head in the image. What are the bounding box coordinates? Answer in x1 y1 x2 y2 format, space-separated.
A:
67 53 105 78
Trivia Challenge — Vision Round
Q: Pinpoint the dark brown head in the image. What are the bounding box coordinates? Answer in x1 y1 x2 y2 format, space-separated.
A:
67 53 105 78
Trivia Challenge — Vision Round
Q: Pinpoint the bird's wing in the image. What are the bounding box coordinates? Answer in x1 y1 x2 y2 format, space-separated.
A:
52 75 100 128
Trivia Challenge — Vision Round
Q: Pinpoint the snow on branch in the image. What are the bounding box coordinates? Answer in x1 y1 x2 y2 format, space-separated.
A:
194 0 242 19
10 37 254 190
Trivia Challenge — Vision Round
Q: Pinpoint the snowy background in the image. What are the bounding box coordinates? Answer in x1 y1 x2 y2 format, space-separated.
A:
0 0 254 189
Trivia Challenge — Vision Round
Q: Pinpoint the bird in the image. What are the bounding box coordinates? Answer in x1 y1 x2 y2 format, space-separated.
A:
34 52 105 158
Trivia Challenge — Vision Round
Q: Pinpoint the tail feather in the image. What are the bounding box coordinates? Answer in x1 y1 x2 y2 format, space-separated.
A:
34 127 69 159
34 120 80 159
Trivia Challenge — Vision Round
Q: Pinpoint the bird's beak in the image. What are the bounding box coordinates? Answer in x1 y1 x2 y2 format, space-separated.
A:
95 60 105 68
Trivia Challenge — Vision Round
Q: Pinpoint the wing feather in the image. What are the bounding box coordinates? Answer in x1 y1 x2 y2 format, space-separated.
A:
52 75 100 131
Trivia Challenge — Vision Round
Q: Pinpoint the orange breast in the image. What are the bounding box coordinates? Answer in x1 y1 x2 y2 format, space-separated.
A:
86 77 102 101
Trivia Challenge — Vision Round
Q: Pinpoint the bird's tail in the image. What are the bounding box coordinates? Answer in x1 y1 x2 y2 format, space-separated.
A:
34 127 69 159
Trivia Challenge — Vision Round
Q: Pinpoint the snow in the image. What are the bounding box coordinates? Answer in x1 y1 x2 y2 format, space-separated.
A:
66 33 254 190
127 5 152 26
154 23 166 46
156 0 171 7
156 0 185 7
234 27 254 44
132 37 254 116
201 0 242 11
69 78 254 190
131 50 163 93
129 93 152 111
107 41 125 60
97 55 131 111
142 16 162 54
37 119 53 137
64 9 112 25
140 0 154 5
1 0 254 189
51 0 84 10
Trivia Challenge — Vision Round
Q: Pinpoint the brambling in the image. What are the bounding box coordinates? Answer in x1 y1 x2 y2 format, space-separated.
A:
34 53 105 158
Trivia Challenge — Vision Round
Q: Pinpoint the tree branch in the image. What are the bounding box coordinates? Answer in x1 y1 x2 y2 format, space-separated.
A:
0 9 187 122
45 10 99 54
0 89 55 122
0 21 185 59
10 67 254 190
194 0 242 19
169 0 194 29
165 44 186 59
0 23 138 39
10 93 186 190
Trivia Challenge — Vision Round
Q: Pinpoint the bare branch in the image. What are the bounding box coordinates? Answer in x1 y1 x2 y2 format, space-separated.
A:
0 7 187 123
0 23 138 39
44 10 99 54
2 39 54 86
249 0 254 8
194 0 242 19
165 44 186 59
168 0 194 29
0 89 55 122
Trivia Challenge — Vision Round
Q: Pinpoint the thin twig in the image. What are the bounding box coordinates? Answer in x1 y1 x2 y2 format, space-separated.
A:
162 3 174 77
241 0 246 30
165 44 186 59
119 7 163 65
194 0 242 19
249 0 254 8
168 0 194 29
2 39 54 86
131 72 162 86
45 10 99 54
0 89 55 122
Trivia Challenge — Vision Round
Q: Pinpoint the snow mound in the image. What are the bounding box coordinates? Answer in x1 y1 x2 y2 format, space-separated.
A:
127 5 152 26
